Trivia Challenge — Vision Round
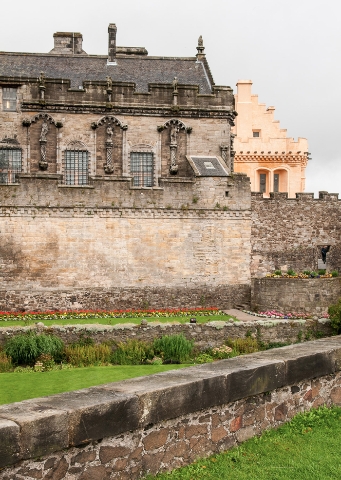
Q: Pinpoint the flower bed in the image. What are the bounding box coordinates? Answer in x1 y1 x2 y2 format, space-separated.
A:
243 309 330 320
0 307 223 323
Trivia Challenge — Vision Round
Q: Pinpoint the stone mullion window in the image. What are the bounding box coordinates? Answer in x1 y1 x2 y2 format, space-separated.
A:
130 152 154 187
2 87 17 111
0 148 22 184
63 150 89 185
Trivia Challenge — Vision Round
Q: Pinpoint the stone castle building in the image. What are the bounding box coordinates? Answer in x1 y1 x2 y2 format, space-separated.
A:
0 24 253 311
0 25 339 312
233 80 309 197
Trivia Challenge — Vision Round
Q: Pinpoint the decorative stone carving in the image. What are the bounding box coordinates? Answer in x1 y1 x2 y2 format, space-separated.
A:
230 133 236 172
104 124 114 174
220 144 229 170
169 123 179 174
196 35 205 58
172 76 178 107
38 72 46 101
106 76 113 103
39 121 48 170
157 119 190 175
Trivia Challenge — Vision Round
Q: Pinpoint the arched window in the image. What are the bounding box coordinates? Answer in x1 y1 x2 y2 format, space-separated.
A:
63 149 89 185
0 148 22 184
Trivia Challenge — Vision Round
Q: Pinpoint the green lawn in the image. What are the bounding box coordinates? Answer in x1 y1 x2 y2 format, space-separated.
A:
0 314 235 328
0 364 190 405
145 406 341 480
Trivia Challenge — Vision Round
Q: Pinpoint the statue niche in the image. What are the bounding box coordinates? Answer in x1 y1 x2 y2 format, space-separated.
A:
159 119 190 177
26 114 58 173
94 116 127 177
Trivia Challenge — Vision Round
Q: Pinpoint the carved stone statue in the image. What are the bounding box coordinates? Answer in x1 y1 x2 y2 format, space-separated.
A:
39 121 48 142
170 124 179 145
38 72 46 87
106 125 113 140
198 35 203 47
106 76 113 91
172 76 178 93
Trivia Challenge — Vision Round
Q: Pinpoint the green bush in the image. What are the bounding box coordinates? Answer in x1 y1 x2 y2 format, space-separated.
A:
318 269 326 275
0 350 12 372
111 339 154 365
328 299 341 333
226 337 260 355
332 270 339 277
303 270 311 275
274 270 282 276
65 343 112 367
153 334 194 363
287 269 296 276
4 332 64 365
195 353 214 364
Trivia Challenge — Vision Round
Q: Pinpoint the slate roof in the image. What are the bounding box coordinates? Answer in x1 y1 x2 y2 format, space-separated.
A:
0 53 213 94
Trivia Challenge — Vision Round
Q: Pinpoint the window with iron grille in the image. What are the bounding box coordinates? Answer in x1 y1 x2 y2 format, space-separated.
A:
259 173 267 193
130 152 154 187
64 150 89 185
2 88 17 111
0 149 22 184
274 173 279 192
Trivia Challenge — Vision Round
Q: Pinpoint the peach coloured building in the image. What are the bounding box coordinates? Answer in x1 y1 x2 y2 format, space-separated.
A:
233 80 309 197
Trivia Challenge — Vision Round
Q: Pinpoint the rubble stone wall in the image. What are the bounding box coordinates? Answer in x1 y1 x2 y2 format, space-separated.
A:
251 192 341 277
1 337 341 479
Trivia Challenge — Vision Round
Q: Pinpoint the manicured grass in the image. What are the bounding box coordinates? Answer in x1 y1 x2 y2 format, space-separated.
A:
0 314 235 328
0 364 190 405
145 406 341 480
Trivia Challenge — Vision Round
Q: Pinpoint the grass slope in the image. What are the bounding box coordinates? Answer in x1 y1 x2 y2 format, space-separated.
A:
0 364 189 405
146 406 341 480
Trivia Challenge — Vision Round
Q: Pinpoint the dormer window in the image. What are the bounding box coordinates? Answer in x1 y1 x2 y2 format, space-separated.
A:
2 88 17 111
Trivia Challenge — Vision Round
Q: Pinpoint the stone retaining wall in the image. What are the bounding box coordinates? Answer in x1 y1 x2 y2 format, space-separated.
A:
0 318 333 350
1 337 341 479
252 277 341 314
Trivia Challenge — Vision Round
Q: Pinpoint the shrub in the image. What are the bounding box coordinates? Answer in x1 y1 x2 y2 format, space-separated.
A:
0 350 12 372
36 353 55 370
211 345 233 359
274 270 282 276
153 334 194 363
226 337 260 355
111 339 154 365
332 270 339 277
328 299 341 334
318 269 326 275
65 343 112 367
303 270 311 276
287 269 296 276
4 332 64 365
195 353 214 364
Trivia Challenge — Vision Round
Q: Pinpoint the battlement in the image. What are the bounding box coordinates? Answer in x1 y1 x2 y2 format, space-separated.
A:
251 191 340 202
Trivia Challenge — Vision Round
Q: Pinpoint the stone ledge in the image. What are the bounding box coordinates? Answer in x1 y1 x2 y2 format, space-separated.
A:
0 337 341 469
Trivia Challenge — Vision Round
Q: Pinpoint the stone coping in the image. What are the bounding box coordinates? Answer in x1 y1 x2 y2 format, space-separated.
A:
1 336 341 469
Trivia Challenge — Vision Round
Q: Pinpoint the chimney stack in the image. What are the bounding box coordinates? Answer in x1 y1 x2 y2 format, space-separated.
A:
49 32 85 55
108 24 117 64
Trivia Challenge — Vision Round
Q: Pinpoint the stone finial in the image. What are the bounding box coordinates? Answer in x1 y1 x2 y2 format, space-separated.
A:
196 35 205 59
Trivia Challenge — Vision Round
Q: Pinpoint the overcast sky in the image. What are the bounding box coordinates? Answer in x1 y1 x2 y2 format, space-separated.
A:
1 0 340 196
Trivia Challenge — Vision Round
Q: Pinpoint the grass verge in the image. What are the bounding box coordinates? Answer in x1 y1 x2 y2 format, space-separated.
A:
145 406 341 480
0 364 190 405
0 314 235 328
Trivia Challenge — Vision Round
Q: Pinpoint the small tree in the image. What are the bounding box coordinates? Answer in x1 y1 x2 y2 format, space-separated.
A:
328 299 341 334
